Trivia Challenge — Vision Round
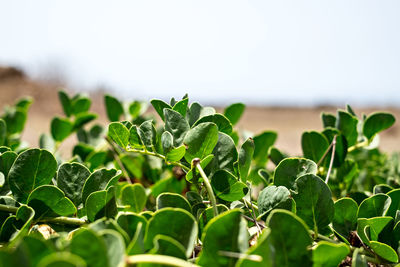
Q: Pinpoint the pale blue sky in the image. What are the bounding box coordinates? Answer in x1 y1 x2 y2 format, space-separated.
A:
1 1 400 105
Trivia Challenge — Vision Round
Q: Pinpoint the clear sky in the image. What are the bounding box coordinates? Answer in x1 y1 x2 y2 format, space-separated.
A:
1 1 400 106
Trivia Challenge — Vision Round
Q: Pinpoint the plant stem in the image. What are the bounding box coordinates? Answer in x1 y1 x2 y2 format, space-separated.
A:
325 135 337 184
125 254 200 267
348 140 369 153
194 160 218 217
127 147 190 172
0 204 18 213
0 204 87 226
317 135 336 167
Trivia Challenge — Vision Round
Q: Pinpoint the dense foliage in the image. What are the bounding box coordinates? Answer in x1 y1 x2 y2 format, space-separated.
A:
0 91 399 266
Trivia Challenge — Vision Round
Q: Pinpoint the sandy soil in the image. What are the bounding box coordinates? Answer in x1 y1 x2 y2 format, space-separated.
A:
1 66 399 156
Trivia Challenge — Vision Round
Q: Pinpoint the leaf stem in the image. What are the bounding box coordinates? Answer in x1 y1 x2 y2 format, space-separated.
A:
127 147 190 172
0 204 87 226
347 140 369 153
193 159 218 217
325 135 337 184
125 254 200 267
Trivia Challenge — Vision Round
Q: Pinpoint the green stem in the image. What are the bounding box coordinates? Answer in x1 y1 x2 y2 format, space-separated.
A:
125 254 200 267
348 140 369 153
0 204 87 226
243 198 259 212
194 160 218 217
127 147 190 172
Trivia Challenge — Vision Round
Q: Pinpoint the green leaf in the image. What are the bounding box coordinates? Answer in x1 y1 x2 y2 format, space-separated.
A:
351 248 368 267
161 131 173 154
266 209 312 266
81 168 122 205
71 96 91 115
332 197 358 239
183 122 219 162
108 122 129 149
211 170 248 202
145 208 198 258
198 205 229 238
15 236 54 267
73 112 97 130
363 112 395 141
369 241 398 263
129 125 144 149
356 217 393 245
386 189 400 218
70 228 108 267
172 98 189 117
188 102 202 126
236 228 272 267
27 185 76 218
322 128 348 167
336 110 358 147
238 138 254 182
149 235 187 260
165 145 186 162
129 101 142 119
224 103 245 125
100 229 125 267
39 134 56 152
151 99 172 121
253 131 277 166
208 132 238 174
293 174 334 234
312 241 350 267
0 150 17 179
164 109 190 147
0 205 34 242
3 108 28 135
357 194 391 219
257 185 292 220
58 91 72 117
37 252 86 267
193 114 233 134
268 147 286 166
301 131 329 163
104 95 124 122
56 162 91 206
116 212 148 240
321 112 336 128
156 193 191 213
86 186 117 222
0 119 6 146
8 149 57 203
121 183 147 213
273 157 317 191
139 120 157 150
197 209 248 267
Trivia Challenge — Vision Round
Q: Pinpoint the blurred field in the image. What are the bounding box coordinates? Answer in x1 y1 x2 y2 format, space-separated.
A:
1 66 399 156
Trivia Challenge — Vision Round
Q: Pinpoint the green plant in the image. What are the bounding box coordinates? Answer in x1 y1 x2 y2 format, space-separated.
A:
0 93 399 266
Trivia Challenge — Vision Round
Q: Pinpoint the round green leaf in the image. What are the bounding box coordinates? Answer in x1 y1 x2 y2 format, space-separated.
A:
197 209 248 267
145 208 198 258
50 117 73 142
332 197 358 239
266 209 312 267
336 110 358 147
156 193 191 213
257 185 292 220
312 241 350 267
104 95 124 122
253 131 277 167
56 162 91 206
27 185 76 218
164 108 190 147
370 241 399 263
211 170 248 202
363 112 395 141
183 122 219 162
301 131 329 164
293 174 334 234
150 99 172 121
357 194 391 219
121 183 147 213
108 122 129 149
224 103 245 125
273 157 317 191
9 149 57 203
193 114 233 134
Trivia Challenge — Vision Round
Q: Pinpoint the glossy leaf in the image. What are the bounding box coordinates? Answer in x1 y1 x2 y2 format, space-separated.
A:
257 185 292 220
108 122 129 149
312 241 350 267
332 197 358 238
211 170 248 202
164 108 190 147
8 149 57 203
363 112 395 141
336 110 358 147
224 103 245 125
56 162 91 205
369 241 398 263
193 114 233 134
293 174 334 233
253 131 277 166
104 95 124 122
156 193 191 213
151 99 172 121
50 117 73 142
139 120 157 150
183 122 219 162
121 183 147 213
208 132 238 174
273 157 317 191
197 209 248 267
85 186 117 222
301 131 329 163
357 194 391 219
238 137 254 183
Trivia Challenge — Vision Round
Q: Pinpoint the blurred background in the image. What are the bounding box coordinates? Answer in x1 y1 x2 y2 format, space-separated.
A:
1 0 399 154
